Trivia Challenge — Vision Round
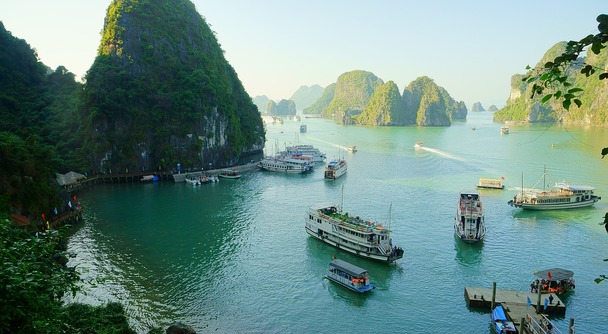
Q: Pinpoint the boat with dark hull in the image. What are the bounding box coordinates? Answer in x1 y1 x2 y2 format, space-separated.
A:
305 204 403 263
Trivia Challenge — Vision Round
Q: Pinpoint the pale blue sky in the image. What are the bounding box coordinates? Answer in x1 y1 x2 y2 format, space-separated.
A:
1 1 605 108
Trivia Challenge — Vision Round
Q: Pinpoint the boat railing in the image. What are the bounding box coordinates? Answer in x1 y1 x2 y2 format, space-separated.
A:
526 314 563 334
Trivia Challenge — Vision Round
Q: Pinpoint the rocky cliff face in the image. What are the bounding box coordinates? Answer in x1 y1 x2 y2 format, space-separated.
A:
81 0 265 173
289 85 324 110
322 70 384 123
402 76 466 126
495 41 608 124
267 99 296 116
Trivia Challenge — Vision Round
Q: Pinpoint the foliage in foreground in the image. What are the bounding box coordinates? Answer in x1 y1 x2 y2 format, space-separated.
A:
0 217 135 333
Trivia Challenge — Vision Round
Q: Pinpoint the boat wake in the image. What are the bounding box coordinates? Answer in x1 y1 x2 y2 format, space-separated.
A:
418 146 465 161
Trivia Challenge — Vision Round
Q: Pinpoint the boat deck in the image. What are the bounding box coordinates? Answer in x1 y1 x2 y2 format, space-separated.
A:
465 287 565 316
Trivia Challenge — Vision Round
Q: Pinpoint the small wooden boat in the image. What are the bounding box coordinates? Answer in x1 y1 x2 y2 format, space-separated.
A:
477 177 505 190
531 268 575 295
491 304 517 333
218 169 241 179
325 259 374 293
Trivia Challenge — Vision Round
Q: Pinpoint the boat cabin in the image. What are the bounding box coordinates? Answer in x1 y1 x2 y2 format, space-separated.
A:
325 259 374 293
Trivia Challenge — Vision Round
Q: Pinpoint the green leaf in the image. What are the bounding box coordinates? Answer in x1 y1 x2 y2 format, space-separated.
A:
567 88 584 94
562 99 571 110
573 99 582 108
544 61 554 68
599 72 608 80
541 94 553 103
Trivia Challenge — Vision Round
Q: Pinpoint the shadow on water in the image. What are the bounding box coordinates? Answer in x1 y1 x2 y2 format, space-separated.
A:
305 237 400 291
454 234 484 266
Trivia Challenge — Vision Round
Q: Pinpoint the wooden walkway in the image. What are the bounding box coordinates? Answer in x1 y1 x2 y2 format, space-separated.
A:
465 285 569 333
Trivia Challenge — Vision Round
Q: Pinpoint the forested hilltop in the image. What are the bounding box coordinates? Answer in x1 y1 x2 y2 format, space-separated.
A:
303 70 466 126
494 41 608 124
82 0 265 173
0 0 266 330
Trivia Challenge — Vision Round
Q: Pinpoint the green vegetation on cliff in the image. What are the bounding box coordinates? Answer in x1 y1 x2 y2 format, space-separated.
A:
323 70 384 123
356 81 404 125
289 84 324 110
402 76 463 126
495 40 608 124
303 83 335 115
82 0 265 172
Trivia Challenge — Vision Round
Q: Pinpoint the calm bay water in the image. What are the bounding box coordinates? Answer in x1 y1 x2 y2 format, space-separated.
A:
68 112 608 333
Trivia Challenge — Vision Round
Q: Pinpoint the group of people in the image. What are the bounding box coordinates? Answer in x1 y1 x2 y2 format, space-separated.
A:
530 278 575 294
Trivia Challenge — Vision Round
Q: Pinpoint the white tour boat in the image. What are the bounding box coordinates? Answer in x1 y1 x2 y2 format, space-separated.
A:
305 204 404 263
324 159 347 180
218 169 241 179
454 192 486 243
507 170 601 210
258 155 311 173
500 125 510 135
284 144 326 164
413 141 424 150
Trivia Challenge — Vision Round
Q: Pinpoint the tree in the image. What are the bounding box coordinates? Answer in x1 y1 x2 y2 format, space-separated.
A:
523 14 608 110
523 14 608 283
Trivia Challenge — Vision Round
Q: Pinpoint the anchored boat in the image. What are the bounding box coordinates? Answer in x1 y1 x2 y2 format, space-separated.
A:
324 159 347 180
531 268 575 295
305 204 404 263
508 170 601 210
454 192 486 243
491 304 517 333
325 259 374 293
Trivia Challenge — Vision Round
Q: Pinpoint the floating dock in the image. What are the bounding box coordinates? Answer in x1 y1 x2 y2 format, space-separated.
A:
465 285 570 333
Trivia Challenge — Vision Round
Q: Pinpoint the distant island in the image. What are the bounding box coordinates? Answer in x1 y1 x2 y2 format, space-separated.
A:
303 70 467 126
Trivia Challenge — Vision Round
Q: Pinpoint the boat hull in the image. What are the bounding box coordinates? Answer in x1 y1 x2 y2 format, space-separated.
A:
325 275 374 293
509 197 600 210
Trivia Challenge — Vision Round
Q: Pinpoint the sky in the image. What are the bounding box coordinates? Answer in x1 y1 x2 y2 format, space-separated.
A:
1 1 605 109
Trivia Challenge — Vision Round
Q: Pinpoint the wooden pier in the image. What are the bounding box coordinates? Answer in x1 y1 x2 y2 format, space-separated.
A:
465 283 572 333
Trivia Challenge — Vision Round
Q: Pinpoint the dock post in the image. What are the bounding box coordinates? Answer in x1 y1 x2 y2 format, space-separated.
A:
536 281 542 313
491 281 496 310
568 317 574 334
520 317 526 333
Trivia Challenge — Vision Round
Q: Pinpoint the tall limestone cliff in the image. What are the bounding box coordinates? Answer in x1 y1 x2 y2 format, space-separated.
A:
356 81 405 125
81 0 265 173
289 84 324 110
322 70 384 124
495 41 608 124
303 83 335 115
402 76 466 126
253 95 270 114
470 102 485 112
267 99 296 116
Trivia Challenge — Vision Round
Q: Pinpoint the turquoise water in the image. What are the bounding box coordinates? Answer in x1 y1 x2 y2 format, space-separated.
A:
68 113 608 333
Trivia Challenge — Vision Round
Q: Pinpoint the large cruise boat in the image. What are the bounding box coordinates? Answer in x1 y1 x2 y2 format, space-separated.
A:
508 182 601 210
324 159 347 180
508 168 601 210
305 204 404 263
284 144 326 165
258 155 311 173
454 192 486 243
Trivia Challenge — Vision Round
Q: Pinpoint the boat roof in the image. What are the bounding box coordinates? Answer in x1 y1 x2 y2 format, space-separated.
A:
329 259 368 277
534 268 574 280
554 182 595 191
491 305 508 321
